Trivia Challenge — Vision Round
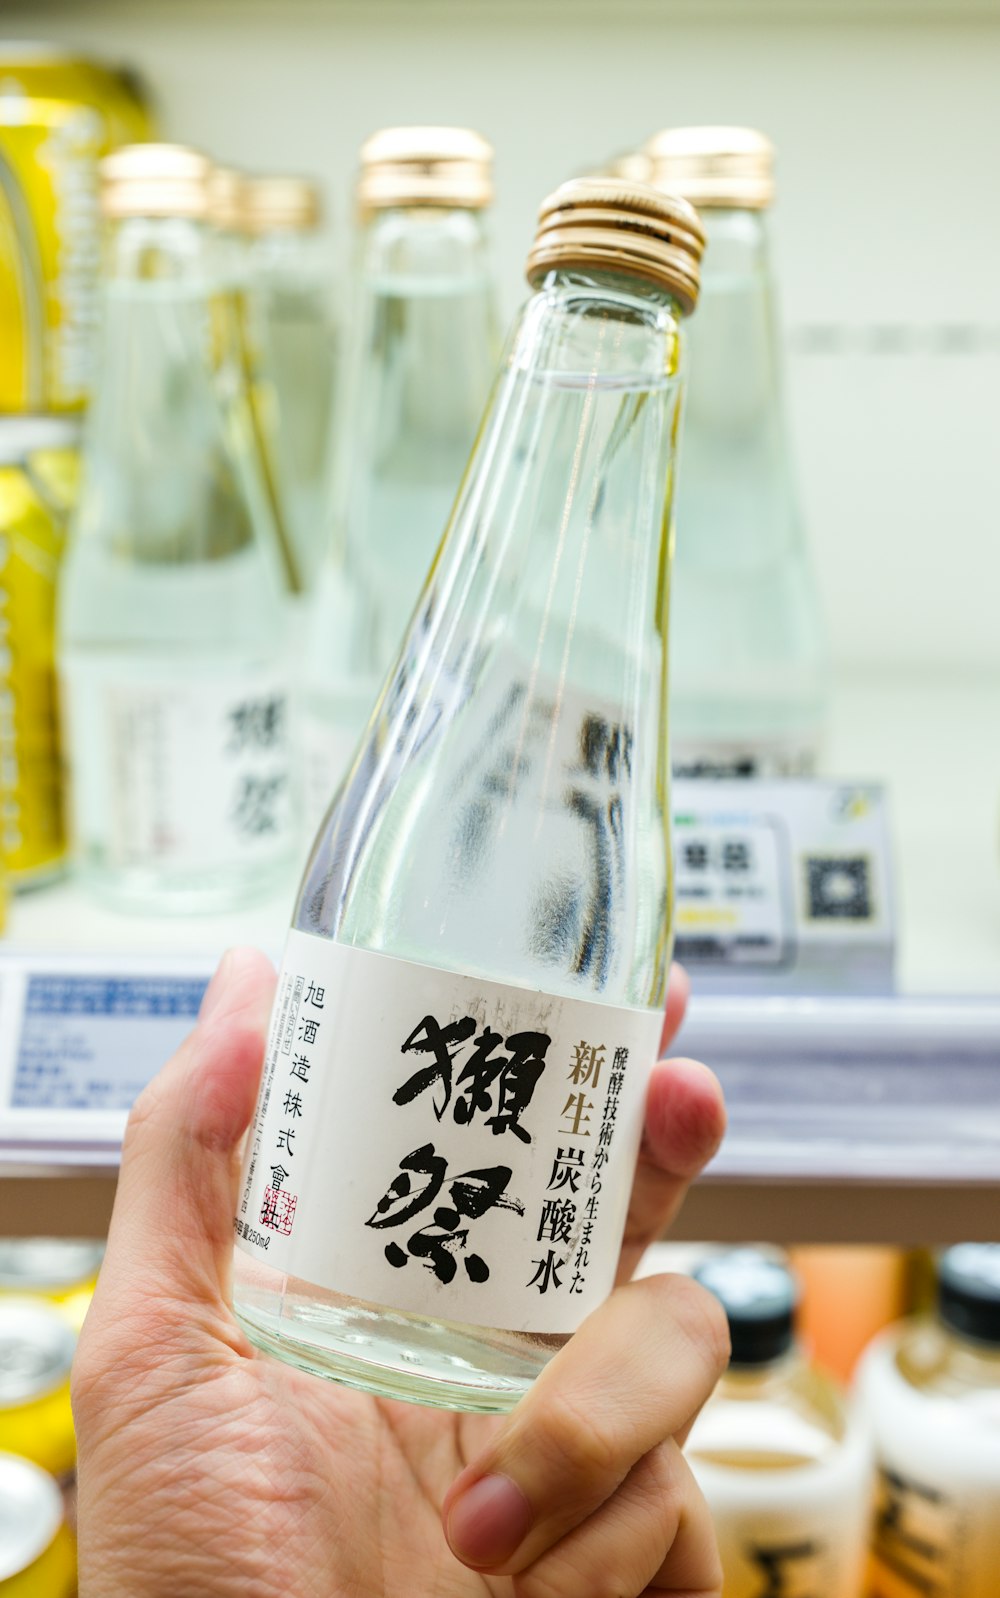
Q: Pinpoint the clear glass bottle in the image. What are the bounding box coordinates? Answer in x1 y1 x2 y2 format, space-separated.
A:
57 144 297 912
686 1249 872 1598
233 179 705 1412
645 127 829 779
857 1244 1000 1598
243 175 336 595
301 126 499 828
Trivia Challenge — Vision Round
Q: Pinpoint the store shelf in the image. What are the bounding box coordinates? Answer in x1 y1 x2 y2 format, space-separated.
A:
2 979 998 1244
2 671 998 1241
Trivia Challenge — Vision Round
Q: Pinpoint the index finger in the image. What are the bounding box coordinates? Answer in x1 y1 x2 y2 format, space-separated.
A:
616 1054 726 1286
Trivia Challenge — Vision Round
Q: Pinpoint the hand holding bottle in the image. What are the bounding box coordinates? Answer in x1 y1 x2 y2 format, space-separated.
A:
72 946 728 1596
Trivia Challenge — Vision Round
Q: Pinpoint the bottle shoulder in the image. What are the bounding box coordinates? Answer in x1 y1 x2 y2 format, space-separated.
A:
686 1354 850 1470
359 206 494 290
866 1319 1000 1412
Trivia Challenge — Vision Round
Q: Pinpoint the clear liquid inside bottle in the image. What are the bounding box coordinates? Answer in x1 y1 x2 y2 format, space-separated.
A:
233 269 682 1409
670 207 828 776
301 206 498 827
251 228 337 592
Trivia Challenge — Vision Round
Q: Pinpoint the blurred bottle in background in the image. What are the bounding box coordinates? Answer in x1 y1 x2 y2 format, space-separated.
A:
301 125 499 828
645 126 829 779
0 46 153 414
857 1244 1000 1597
57 144 296 912
209 163 303 601
243 174 336 595
687 1249 872 1598
0 1452 76 1596
0 417 80 891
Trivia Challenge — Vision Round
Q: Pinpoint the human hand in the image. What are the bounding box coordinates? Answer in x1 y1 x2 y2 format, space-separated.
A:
72 948 728 1597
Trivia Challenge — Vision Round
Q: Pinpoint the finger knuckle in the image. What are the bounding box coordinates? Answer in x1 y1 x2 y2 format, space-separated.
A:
513 1559 635 1598
642 1437 685 1506
531 1384 623 1483
122 1075 168 1151
657 1272 731 1377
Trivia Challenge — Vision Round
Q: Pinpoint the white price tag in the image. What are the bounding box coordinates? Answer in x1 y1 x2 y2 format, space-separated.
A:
0 954 211 1161
674 813 793 969
672 781 895 994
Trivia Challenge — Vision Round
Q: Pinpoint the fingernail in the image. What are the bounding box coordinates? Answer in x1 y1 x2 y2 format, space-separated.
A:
446 1473 532 1569
199 950 235 1022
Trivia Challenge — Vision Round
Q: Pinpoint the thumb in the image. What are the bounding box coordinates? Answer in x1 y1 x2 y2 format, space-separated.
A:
92 946 275 1339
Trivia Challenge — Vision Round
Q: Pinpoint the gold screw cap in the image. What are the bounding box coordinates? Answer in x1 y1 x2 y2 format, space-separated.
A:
99 143 213 220
356 126 494 211
209 165 247 232
242 175 321 235
526 177 705 315
644 126 775 211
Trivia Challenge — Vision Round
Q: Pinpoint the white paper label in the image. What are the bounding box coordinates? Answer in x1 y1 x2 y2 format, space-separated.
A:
674 812 792 968
859 1337 1000 1598
235 931 663 1334
689 1424 873 1598
105 670 294 871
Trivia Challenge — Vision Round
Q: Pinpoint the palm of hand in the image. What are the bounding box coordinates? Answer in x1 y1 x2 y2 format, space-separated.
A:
78 1300 505 1597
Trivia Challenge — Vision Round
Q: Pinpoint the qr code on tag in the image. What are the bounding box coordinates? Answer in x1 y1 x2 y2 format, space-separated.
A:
804 855 873 921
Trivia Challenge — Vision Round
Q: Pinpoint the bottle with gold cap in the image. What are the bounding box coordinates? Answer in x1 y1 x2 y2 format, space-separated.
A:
243 175 336 593
645 127 828 779
301 126 498 826
233 177 704 1411
57 144 297 911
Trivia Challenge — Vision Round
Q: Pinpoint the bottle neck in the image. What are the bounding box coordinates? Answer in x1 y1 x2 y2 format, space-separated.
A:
452 264 685 780
103 212 214 285
533 265 687 321
674 205 802 569
699 205 772 282
309 262 687 1007
720 1346 803 1391
355 203 492 287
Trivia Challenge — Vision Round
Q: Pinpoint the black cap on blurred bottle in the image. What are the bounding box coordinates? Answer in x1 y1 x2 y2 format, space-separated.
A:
693 1248 797 1367
937 1245 1000 1347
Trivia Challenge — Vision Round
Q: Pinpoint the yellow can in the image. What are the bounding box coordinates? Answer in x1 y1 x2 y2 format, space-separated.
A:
0 1240 103 1332
0 1297 77 1480
0 45 153 413
0 417 80 886
0 1452 76 1596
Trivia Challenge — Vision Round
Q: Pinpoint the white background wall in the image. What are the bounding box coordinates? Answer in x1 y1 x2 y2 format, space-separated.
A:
7 0 1000 673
